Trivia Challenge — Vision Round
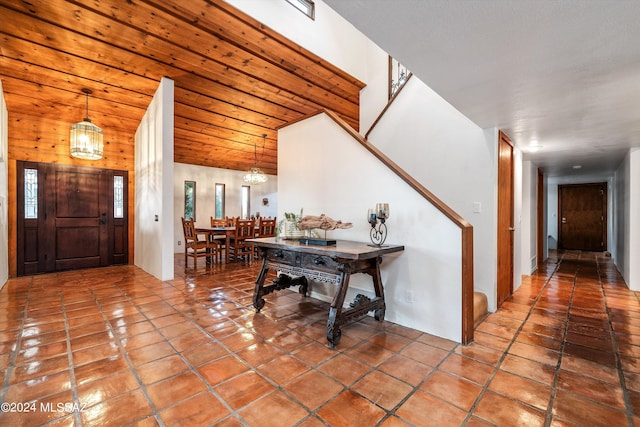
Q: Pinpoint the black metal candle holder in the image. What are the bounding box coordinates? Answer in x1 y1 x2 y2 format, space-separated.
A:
368 203 389 247
369 218 387 246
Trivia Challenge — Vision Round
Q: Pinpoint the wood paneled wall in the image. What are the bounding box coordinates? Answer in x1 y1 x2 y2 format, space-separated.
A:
1 0 365 276
7 112 135 276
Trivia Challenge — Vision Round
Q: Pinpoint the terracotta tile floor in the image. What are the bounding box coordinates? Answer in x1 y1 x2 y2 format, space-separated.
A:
1 251 639 426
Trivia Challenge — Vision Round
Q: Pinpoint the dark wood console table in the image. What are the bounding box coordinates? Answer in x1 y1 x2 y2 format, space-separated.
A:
249 237 404 347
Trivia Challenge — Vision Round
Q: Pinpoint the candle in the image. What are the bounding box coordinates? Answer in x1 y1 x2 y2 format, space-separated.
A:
376 203 389 220
368 209 376 223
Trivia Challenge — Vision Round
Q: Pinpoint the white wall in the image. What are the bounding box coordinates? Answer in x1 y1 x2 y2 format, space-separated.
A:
279 112 464 342
615 156 628 283
226 0 389 134
0 81 8 288
134 78 175 281
229 0 551 316
542 174 549 261
513 150 524 287
617 148 640 290
359 40 389 134
366 76 499 311
227 0 369 83
518 160 538 280
173 162 277 253
547 183 559 250
629 148 640 291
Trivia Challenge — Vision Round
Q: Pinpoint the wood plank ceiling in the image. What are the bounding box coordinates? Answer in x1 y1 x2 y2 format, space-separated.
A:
0 0 364 175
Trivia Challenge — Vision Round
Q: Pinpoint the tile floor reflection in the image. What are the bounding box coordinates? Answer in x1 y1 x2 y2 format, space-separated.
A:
0 251 639 426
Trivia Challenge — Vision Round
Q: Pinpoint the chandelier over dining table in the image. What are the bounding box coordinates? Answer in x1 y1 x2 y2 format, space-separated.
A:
243 133 268 185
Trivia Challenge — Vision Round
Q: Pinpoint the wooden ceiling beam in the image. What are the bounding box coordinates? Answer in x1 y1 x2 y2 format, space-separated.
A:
147 0 365 99
1 11 356 126
2 1 359 121
174 125 277 153
0 0 363 174
0 80 146 127
174 131 276 158
174 153 277 176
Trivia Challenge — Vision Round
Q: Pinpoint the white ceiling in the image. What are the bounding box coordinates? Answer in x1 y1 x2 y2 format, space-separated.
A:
324 0 640 177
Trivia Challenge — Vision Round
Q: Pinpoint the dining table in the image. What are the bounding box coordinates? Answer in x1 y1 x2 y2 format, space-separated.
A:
196 225 261 263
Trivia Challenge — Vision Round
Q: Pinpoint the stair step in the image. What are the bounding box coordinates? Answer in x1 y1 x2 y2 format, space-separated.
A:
474 291 488 327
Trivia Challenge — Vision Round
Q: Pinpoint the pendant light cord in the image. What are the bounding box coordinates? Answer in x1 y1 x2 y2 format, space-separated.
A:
82 88 92 122
254 133 267 167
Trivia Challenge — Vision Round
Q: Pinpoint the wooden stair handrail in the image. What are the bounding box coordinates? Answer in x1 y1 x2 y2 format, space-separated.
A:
289 108 475 344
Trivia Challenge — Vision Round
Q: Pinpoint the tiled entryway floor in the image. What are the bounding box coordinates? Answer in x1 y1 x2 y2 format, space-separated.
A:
1 251 639 426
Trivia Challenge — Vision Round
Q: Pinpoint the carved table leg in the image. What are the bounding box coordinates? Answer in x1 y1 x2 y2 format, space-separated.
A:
326 265 350 348
369 256 386 321
297 276 309 297
253 255 269 312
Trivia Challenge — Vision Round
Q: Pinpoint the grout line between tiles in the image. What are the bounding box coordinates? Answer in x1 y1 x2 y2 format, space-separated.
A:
377 340 460 426
121 271 299 426
89 287 166 427
2 254 636 426
60 289 83 426
599 253 636 426
0 276 33 404
543 251 579 427
462 251 565 426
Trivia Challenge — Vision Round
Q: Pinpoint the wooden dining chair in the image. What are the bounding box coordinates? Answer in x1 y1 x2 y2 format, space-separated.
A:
228 219 255 262
181 217 218 269
255 217 276 259
257 217 277 238
210 217 229 262
210 217 228 227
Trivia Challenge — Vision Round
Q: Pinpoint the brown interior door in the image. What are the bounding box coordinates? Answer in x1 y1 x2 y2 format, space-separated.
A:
49 167 107 271
497 131 514 306
558 183 607 251
17 161 128 275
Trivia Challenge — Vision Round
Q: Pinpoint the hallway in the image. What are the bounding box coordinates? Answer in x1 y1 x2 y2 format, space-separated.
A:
0 251 638 426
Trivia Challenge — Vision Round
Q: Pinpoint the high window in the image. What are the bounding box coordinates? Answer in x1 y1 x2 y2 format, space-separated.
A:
241 185 250 219
286 0 314 19
184 181 196 220
389 57 410 99
215 183 225 219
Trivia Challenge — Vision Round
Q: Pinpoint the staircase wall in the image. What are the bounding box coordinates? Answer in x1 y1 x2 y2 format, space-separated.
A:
279 112 463 342
366 77 499 311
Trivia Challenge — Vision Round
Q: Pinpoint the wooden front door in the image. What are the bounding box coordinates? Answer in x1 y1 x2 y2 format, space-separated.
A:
497 131 514 306
17 161 128 275
558 183 607 251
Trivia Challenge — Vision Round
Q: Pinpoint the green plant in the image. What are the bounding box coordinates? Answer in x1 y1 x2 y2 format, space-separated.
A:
276 208 303 237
